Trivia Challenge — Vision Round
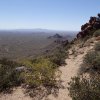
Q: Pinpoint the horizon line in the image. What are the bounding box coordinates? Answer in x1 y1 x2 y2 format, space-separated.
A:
0 28 79 32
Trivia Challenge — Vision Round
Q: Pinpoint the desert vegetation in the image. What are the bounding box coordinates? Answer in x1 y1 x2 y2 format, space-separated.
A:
0 57 59 98
22 58 58 88
0 58 22 92
68 75 100 100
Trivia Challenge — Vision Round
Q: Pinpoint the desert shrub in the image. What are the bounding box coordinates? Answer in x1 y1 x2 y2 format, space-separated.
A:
93 29 100 37
79 49 100 74
0 58 22 92
94 41 100 51
79 42 100 74
49 47 68 66
68 75 100 100
83 51 97 67
22 58 58 88
49 53 66 66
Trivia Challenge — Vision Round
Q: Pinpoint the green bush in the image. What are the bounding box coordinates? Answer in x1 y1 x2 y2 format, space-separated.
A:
49 47 68 66
68 75 100 100
93 29 100 37
0 58 22 92
49 53 66 66
83 51 97 67
79 50 100 74
22 58 58 88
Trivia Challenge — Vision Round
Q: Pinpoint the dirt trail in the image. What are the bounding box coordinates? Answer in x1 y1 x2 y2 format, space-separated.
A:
45 42 94 100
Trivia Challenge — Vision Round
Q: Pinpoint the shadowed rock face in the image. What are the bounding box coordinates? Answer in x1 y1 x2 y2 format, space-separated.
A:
77 13 100 38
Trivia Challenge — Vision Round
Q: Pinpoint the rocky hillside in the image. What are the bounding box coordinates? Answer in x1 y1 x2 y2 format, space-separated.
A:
77 13 100 38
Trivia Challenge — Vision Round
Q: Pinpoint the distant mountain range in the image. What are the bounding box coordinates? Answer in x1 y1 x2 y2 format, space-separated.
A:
0 28 78 35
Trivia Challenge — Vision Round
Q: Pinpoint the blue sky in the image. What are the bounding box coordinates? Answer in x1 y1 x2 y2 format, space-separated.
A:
0 0 100 31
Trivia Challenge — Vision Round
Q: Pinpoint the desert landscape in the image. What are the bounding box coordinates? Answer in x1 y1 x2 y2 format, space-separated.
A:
0 0 100 100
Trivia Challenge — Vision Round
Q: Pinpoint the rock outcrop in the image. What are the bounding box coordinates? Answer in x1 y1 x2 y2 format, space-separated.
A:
77 13 100 38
